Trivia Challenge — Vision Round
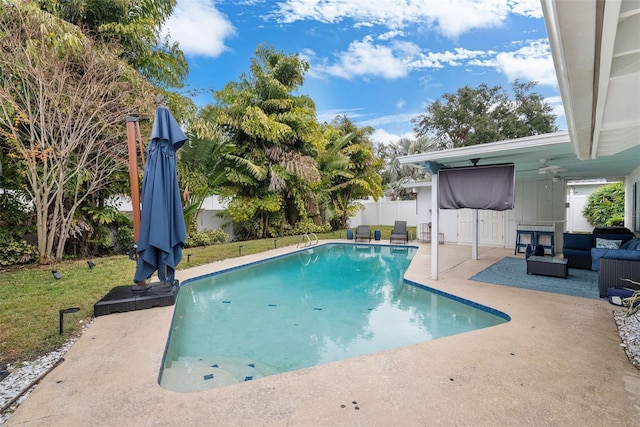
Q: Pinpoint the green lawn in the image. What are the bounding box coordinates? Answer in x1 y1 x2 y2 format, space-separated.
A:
0 225 414 367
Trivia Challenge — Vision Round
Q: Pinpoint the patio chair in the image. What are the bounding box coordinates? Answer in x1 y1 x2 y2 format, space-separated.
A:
355 225 371 242
390 221 408 244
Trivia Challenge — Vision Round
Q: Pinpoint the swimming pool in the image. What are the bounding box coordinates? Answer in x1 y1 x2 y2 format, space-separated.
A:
159 243 509 392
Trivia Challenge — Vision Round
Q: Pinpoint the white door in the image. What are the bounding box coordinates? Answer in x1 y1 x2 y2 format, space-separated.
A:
458 209 504 246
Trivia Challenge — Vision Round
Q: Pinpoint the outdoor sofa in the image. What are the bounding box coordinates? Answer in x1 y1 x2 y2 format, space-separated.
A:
591 237 640 297
562 226 636 269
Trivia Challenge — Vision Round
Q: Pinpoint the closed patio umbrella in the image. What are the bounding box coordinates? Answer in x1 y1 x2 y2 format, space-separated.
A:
133 106 187 285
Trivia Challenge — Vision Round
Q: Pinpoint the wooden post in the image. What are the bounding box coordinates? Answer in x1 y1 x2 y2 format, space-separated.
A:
126 116 141 243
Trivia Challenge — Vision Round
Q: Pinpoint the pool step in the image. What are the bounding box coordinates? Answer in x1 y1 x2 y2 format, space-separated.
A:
160 356 281 392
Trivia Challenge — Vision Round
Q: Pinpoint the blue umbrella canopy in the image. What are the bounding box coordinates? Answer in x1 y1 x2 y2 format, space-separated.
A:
134 106 187 284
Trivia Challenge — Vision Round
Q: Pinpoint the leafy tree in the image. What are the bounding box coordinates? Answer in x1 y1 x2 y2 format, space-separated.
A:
582 182 625 227
178 106 237 234
377 136 436 199
212 44 324 239
319 116 383 229
413 80 559 150
0 2 155 263
36 0 196 127
37 0 188 89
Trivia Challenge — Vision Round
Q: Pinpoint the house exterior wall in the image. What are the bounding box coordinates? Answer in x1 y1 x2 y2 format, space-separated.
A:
350 177 567 248
505 177 567 251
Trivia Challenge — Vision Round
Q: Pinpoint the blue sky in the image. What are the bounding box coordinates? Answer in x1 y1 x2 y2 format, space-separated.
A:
162 0 564 144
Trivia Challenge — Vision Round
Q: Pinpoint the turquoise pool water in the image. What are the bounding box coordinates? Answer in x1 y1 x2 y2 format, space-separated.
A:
160 243 509 392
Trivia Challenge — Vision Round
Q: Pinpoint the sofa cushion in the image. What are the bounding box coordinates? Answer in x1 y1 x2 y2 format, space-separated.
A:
621 238 640 250
596 238 622 249
591 248 640 271
562 233 594 250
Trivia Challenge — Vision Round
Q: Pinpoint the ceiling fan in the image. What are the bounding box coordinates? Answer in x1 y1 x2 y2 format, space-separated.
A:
538 164 568 174
538 159 567 174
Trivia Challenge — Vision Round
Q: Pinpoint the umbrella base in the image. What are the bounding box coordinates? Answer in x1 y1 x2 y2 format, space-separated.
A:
93 281 179 317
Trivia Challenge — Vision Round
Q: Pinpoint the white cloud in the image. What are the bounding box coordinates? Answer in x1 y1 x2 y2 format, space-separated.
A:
316 108 366 123
358 112 421 128
369 128 416 145
396 99 406 109
269 0 534 38
162 0 236 57
427 0 508 39
508 0 544 19
495 39 557 86
316 38 418 79
409 48 492 69
378 30 404 41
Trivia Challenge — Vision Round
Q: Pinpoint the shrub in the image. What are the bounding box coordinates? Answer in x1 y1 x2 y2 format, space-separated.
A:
184 229 229 248
286 219 332 236
582 182 625 227
110 214 134 254
0 230 37 266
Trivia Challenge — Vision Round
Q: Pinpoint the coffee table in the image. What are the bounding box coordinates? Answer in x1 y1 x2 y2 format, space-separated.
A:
526 256 568 279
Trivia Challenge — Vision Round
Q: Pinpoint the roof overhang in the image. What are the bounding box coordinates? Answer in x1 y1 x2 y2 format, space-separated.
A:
541 0 640 160
398 131 640 180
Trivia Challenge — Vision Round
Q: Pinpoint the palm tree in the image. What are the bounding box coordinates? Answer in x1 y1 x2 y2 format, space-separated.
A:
319 117 384 229
379 136 436 199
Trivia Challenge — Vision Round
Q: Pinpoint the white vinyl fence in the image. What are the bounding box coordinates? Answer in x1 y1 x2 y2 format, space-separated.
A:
348 199 420 227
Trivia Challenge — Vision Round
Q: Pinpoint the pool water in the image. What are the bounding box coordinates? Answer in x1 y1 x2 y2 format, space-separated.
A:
160 243 508 392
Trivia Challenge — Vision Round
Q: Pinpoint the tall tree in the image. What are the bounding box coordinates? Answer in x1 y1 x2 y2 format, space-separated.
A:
178 106 237 234
36 0 195 124
412 80 559 150
0 2 155 263
213 45 324 239
37 0 188 89
320 116 383 229
378 136 436 199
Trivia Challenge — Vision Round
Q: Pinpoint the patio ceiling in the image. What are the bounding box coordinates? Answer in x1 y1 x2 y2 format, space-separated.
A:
398 131 640 180
542 0 640 160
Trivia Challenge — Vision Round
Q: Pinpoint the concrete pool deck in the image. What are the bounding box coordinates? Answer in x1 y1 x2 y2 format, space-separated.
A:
6 242 640 426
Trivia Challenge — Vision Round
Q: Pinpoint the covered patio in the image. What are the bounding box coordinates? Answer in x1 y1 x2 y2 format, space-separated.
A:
399 0 640 280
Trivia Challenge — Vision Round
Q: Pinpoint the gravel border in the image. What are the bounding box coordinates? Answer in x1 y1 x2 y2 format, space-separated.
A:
614 309 640 368
1 321 90 425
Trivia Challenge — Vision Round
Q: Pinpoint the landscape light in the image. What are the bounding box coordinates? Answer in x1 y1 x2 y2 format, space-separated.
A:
87 260 95 269
59 307 80 335
52 270 62 280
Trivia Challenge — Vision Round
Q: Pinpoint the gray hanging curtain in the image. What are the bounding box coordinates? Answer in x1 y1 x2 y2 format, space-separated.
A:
438 164 515 211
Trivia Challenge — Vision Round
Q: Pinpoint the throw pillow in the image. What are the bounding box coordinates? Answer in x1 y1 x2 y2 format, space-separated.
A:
596 238 621 249
621 238 640 250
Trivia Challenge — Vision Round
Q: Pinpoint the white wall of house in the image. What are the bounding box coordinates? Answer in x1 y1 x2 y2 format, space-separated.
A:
349 176 568 249
505 177 567 251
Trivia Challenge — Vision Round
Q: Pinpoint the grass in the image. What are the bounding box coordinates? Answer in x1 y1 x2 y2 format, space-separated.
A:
0 225 414 368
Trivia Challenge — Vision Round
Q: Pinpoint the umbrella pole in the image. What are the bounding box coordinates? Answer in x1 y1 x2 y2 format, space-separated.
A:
126 117 150 288
125 116 142 244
